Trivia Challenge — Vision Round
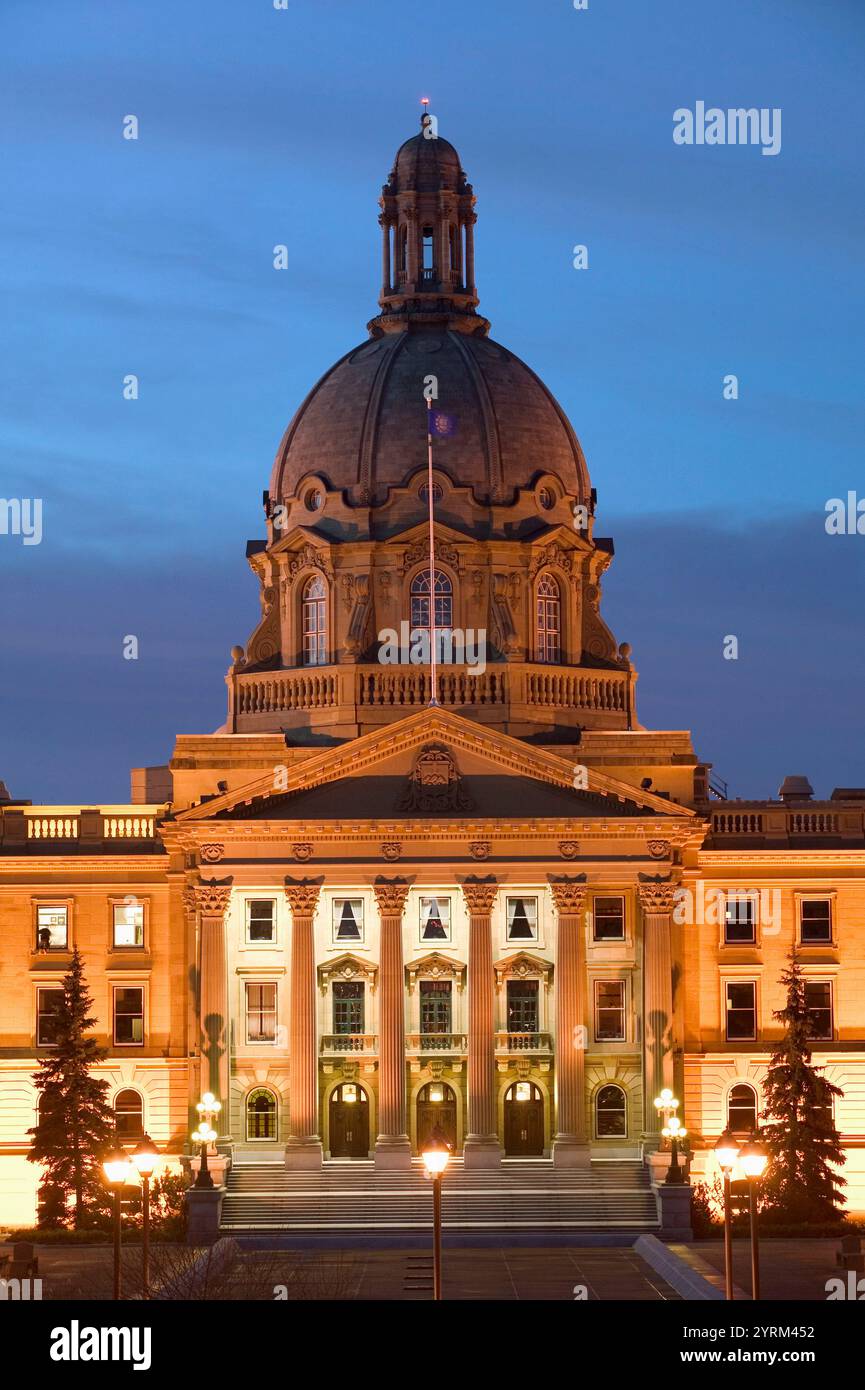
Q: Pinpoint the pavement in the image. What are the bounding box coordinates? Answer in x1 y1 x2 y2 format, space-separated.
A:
686 1238 850 1301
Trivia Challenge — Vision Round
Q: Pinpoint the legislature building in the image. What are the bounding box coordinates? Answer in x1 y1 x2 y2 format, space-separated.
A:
1 117 863 1227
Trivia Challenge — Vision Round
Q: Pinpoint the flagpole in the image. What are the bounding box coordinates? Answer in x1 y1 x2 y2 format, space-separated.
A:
426 397 438 707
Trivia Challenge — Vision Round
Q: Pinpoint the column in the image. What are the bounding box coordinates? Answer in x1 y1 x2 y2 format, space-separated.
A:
638 876 678 1145
460 876 502 1168
464 213 476 294
284 876 324 1170
379 213 391 296
189 877 233 1137
549 876 590 1168
405 204 419 287
373 877 412 1168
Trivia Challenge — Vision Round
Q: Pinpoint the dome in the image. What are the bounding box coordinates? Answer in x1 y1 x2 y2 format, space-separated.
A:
268 116 591 511
270 326 590 507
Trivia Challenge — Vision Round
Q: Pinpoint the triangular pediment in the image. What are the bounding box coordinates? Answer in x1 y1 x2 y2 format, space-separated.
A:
176 707 693 824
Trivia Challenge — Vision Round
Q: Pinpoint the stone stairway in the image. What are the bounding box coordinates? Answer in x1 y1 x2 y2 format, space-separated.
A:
220 1158 658 1233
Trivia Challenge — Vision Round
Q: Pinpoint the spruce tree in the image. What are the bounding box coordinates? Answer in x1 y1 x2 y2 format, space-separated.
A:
760 950 846 1223
28 947 116 1228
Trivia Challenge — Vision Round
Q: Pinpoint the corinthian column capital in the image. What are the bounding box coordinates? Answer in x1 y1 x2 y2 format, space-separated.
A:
284 876 324 917
548 874 588 915
460 876 498 915
372 876 411 916
637 874 679 915
188 876 233 917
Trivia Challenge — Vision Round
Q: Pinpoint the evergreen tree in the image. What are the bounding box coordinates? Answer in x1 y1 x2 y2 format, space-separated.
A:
760 950 846 1223
27 948 116 1228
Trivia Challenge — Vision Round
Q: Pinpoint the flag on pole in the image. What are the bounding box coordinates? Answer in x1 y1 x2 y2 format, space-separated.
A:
428 410 458 438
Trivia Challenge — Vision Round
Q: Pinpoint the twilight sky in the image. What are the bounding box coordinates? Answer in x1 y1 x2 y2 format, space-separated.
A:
1 0 863 803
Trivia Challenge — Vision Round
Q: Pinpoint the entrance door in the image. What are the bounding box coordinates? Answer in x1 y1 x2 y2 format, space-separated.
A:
329 1083 370 1157
503 1082 544 1156
416 1082 457 1153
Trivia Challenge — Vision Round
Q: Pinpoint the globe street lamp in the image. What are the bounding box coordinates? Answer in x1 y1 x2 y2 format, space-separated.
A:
130 1134 159 1299
714 1129 740 1301
739 1134 769 1301
421 1126 451 1301
191 1120 217 1190
654 1090 687 1184
103 1144 133 1300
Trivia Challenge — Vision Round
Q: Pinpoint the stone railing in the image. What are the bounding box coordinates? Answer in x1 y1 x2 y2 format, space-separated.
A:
320 1033 378 1055
405 1032 467 1054
709 804 862 845
229 661 634 732
0 806 164 850
495 1031 553 1054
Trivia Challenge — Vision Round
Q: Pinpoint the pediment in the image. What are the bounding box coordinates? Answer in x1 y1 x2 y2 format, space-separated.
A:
494 951 554 988
317 953 378 992
405 952 467 992
176 707 693 824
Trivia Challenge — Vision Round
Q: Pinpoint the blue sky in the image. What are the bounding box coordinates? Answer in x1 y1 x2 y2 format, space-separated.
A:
1 0 863 802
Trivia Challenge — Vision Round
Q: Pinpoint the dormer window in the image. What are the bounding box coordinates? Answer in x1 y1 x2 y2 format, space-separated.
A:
536 574 561 664
302 575 327 667
410 569 453 645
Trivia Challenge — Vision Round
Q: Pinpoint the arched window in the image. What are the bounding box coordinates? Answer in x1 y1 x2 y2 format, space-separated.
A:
302 574 327 667
595 1084 627 1138
728 1083 758 1136
536 573 561 663
246 1088 277 1142
114 1089 144 1143
410 569 453 645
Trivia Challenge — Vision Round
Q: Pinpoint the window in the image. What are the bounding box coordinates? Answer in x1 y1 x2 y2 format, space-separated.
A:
595 1084 627 1138
420 980 452 1035
800 899 832 945
246 899 276 944
35 906 68 952
410 569 453 649
804 981 833 1040
333 899 363 942
37 988 64 1047
245 982 277 1043
594 980 626 1041
420 896 451 942
506 897 538 941
725 981 756 1041
536 574 561 664
302 574 327 667
421 225 435 274
724 895 756 944
333 981 364 1035
113 901 144 949
506 980 539 1034
728 1083 758 1136
114 1089 144 1142
114 987 144 1046
593 897 625 942
246 1088 277 1141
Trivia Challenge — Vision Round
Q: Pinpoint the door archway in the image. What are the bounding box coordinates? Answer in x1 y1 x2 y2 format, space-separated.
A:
329 1082 370 1158
503 1081 544 1156
416 1082 457 1154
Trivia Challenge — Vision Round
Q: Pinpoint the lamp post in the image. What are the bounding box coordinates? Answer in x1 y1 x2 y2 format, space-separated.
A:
654 1089 687 1184
192 1092 221 1190
103 1144 133 1300
739 1134 769 1301
714 1129 740 1301
130 1134 159 1299
421 1126 451 1301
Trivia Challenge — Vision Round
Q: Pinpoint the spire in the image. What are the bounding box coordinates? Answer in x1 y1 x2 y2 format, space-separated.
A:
368 110 490 337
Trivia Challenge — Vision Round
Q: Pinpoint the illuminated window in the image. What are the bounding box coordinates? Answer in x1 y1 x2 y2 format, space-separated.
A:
113 901 144 949
36 906 68 952
506 897 538 941
420 980 452 1035
302 574 327 667
410 569 453 646
246 1088 277 1141
506 980 539 1034
246 899 276 944
536 574 561 663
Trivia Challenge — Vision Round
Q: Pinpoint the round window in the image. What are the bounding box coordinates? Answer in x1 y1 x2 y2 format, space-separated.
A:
305 488 324 512
538 487 555 510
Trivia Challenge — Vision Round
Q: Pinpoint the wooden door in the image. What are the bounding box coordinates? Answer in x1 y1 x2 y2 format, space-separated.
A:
417 1083 457 1153
329 1085 370 1157
504 1084 544 1156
